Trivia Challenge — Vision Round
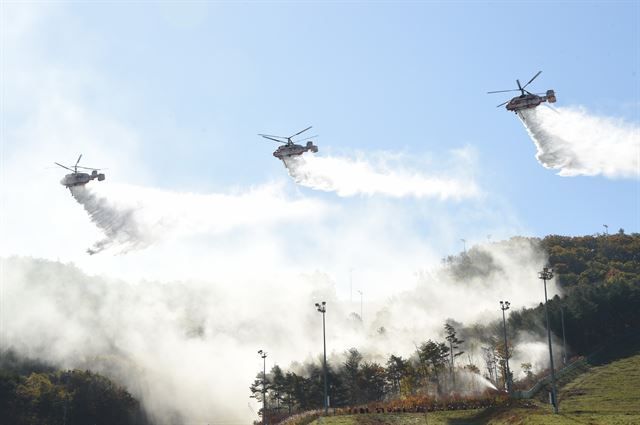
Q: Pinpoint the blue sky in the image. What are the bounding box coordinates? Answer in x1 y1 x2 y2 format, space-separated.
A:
3 1 638 262
31 1 637 233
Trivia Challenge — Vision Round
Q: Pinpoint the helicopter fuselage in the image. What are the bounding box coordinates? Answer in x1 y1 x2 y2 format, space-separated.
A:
273 141 319 160
506 90 556 112
60 170 105 188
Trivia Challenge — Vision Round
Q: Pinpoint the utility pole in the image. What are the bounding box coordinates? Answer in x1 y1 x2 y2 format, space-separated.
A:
258 350 268 424
499 301 512 393
538 267 559 414
350 268 354 304
560 305 567 365
357 290 363 323
603 224 609 235
460 238 466 254
315 302 328 415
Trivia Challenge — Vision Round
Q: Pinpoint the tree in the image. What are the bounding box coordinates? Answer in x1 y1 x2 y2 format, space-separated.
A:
418 340 449 394
385 355 407 396
269 365 286 412
444 322 465 387
343 348 363 405
360 362 386 402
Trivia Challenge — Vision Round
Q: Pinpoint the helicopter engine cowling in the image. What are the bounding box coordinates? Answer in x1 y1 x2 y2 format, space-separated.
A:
98 174 105 181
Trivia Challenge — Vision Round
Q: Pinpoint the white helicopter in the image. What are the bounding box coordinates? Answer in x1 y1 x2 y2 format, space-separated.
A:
259 126 319 160
55 154 105 188
488 71 557 113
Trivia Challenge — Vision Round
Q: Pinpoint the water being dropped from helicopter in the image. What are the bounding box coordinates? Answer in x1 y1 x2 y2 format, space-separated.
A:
69 185 150 255
282 153 480 200
517 106 639 179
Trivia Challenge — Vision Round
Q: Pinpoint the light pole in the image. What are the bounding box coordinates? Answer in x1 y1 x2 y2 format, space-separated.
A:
357 290 363 323
499 300 511 393
560 305 567 365
258 350 268 424
350 268 354 304
603 224 609 235
538 267 558 414
315 301 328 415
460 238 466 254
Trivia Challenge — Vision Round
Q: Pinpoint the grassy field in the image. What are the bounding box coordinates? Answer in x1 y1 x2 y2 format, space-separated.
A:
306 349 640 425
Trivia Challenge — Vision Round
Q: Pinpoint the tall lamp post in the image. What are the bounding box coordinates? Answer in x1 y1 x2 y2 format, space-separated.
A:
499 301 511 393
315 301 328 415
258 350 268 424
538 267 559 414
350 268 354 304
560 305 567 365
357 290 363 323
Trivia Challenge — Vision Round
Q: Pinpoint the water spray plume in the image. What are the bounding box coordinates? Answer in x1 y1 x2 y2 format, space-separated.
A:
68 183 325 255
282 154 480 200
518 106 639 178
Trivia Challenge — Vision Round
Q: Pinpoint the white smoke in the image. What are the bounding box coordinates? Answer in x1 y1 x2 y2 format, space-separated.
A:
282 152 481 200
518 106 640 178
67 182 327 255
1 237 560 424
0 5 561 424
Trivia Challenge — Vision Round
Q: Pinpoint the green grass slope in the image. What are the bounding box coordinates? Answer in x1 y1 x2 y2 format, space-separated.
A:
306 349 640 425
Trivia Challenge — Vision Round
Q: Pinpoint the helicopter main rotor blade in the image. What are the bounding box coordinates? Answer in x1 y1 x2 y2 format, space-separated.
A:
487 89 520 94
496 100 510 108
55 162 75 172
75 154 83 167
522 71 542 90
258 133 288 140
516 79 522 90
261 135 287 144
76 166 105 170
288 126 312 139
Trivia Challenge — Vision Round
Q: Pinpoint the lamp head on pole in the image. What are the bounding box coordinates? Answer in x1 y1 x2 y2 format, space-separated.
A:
500 300 510 310
538 267 554 280
315 301 326 313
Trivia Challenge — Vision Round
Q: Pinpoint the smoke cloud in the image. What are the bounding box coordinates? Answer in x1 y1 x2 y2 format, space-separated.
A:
518 106 640 178
1 238 561 424
282 152 481 200
67 182 327 255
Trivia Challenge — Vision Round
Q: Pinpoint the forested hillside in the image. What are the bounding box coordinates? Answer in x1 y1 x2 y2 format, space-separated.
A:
516 232 640 353
0 351 151 425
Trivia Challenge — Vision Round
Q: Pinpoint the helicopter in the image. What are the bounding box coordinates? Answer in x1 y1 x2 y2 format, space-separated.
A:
258 126 319 160
488 71 556 113
55 154 106 188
